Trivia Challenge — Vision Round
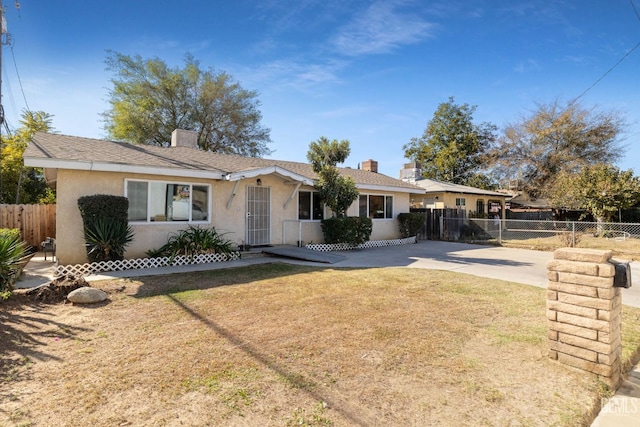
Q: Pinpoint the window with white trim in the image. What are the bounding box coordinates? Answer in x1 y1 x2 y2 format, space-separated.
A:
126 179 210 223
298 191 324 220
359 194 393 219
455 198 466 207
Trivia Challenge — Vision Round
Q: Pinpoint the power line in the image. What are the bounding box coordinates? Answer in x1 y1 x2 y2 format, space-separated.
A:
573 1 640 101
573 40 640 102
630 0 640 22
10 43 29 112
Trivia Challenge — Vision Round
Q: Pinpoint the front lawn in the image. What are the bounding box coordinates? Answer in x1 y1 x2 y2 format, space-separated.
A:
2 263 640 426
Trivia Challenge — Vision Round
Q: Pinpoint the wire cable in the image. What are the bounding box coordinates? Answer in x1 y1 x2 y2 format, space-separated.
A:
573 40 640 101
629 0 640 22
573 0 640 101
10 43 29 112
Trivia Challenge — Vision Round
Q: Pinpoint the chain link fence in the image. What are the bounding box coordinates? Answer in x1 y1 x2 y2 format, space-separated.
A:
442 217 640 251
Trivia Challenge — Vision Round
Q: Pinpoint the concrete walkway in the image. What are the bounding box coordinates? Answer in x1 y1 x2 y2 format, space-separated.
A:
14 241 640 426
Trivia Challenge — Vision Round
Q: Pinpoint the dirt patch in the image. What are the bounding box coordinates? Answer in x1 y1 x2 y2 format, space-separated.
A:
2 264 639 426
23 275 90 304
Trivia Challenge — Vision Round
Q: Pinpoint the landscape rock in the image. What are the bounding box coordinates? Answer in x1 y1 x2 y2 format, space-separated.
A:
67 286 108 304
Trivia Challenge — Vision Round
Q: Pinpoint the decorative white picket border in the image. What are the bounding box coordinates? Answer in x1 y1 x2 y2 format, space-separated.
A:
53 252 241 278
53 237 417 277
306 236 417 252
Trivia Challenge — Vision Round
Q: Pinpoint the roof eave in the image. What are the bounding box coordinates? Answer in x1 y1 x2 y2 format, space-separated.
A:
23 157 227 180
358 184 425 194
225 166 315 186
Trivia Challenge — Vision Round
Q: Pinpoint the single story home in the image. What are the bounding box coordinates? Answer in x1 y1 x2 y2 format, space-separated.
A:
399 162 508 217
23 130 425 265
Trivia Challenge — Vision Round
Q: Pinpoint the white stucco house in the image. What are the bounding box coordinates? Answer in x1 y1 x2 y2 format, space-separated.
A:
23 130 425 265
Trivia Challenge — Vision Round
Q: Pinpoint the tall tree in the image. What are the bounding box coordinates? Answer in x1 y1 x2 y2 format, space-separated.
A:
489 100 624 198
0 110 55 204
548 164 640 223
103 51 272 157
403 97 497 187
307 137 358 217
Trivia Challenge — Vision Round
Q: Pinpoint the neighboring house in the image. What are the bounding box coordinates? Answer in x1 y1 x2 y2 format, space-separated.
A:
23 130 424 265
507 194 554 220
399 162 508 217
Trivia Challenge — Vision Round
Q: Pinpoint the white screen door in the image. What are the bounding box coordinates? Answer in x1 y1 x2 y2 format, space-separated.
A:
246 186 270 245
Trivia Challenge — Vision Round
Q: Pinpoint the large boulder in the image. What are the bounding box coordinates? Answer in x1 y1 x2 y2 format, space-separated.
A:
67 286 108 304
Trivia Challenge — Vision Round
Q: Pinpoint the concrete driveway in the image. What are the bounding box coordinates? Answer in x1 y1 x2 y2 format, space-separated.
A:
327 240 640 308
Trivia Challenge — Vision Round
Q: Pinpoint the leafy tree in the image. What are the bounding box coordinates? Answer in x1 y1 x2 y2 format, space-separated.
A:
548 164 640 223
103 51 272 157
307 137 358 217
403 97 497 187
489 100 624 198
0 110 56 204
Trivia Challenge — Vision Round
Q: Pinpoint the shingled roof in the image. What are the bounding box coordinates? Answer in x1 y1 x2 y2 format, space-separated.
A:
412 178 507 198
24 132 423 193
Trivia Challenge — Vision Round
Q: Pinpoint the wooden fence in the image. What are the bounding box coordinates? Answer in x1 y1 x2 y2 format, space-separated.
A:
410 208 467 240
0 204 56 249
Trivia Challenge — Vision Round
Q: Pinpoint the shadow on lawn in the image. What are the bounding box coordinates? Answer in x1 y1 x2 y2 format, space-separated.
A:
0 300 91 395
131 262 336 298
165 293 373 426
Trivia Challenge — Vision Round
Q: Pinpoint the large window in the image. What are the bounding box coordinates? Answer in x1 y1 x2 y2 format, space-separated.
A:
455 198 466 207
126 180 210 223
298 191 323 220
359 194 393 219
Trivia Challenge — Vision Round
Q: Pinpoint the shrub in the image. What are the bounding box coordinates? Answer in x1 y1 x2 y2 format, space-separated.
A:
78 194 129 224
321 217 372 246
84 218 135 262
146 226 234 261
459 223 492 241
557 231 581 247
397 212 424 238
78 194 134 262
0 229 28 299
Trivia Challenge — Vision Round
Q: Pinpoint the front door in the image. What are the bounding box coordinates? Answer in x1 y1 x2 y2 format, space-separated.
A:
246 186 270 246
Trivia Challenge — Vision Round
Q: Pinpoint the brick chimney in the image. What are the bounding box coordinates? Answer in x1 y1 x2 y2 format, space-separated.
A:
362 159 378 173
171 129 199 148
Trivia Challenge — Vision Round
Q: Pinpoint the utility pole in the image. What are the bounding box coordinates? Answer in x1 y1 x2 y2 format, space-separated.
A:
1 0 5 128
0 0 5 202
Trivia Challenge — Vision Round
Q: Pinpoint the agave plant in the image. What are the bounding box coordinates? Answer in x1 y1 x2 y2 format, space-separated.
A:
0 230 28 296
84 218 134 262
146 226 233 261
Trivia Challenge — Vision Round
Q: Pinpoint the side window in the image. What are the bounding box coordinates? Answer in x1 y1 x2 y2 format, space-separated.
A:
298 191 324 221
298 191 311 220
358 194 393 219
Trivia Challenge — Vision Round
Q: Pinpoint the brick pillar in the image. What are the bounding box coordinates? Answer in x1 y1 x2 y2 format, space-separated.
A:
546 248 622 389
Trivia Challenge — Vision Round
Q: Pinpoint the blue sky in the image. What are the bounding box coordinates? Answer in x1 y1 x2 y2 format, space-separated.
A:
2 0 639 178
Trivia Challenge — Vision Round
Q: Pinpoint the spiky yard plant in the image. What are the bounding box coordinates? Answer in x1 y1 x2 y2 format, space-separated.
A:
84 218 135 262
0 230 28 299
146 226 233 261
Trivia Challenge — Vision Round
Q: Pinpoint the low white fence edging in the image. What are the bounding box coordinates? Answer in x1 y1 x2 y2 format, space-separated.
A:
54 252 241 278
54 236 418 277
306 236 417 252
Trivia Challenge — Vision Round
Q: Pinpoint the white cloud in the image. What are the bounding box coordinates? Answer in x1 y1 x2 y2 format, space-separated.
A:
315 103 377 118
514 59 540 74
238 57 347 94
332 0 436 56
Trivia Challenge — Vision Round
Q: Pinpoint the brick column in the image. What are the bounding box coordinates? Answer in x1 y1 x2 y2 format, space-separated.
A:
546 248 622 389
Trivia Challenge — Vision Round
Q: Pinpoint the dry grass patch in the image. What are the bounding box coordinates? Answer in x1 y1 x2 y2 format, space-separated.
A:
497 233 640 260
2 263 640 426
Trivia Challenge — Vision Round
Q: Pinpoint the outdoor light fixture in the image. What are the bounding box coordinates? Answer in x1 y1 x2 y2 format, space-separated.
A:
257 178 262 186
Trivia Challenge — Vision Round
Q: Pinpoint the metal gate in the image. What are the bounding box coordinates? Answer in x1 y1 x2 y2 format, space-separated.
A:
246 186 270 245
